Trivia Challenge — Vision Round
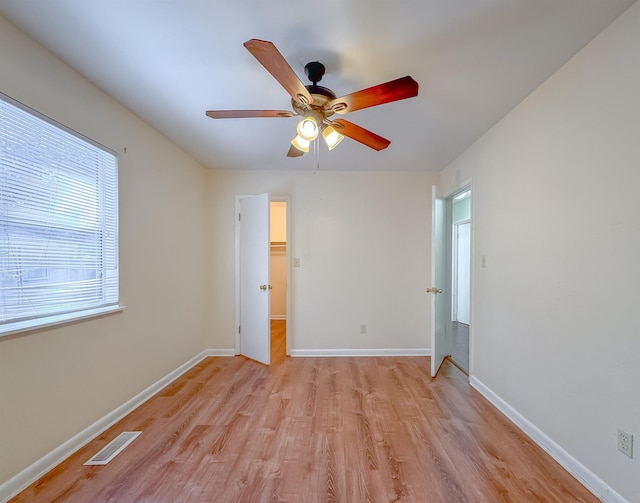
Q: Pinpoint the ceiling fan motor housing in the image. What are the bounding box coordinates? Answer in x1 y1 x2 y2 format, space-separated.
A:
304 61 325 85
293 61 337 119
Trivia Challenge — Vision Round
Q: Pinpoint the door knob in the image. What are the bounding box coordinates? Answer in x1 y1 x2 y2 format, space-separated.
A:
426 287 443 294
260 284 267 291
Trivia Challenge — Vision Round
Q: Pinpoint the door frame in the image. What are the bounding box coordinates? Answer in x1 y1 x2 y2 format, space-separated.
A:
235 194 292 357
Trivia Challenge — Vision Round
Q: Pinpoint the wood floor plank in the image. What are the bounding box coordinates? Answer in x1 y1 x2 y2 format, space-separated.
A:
10 321 599 502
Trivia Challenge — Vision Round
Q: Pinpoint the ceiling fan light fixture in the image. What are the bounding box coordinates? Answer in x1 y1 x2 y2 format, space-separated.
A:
206 40 419 157
291 135 310 153
297 116 319 141
322 126 344 150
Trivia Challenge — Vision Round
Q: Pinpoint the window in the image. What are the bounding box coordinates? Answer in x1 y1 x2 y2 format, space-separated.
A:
0 93 119 336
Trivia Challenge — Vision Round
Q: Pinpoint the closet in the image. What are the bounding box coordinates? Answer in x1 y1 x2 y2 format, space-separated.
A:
269 202 287 320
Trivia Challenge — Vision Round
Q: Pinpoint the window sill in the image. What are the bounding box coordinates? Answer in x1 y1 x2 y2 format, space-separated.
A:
0 305 126 338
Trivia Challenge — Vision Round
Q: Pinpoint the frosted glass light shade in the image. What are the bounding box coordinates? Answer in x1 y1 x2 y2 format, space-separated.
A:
297 117 319 141
322 126 344 150
291 135 310 152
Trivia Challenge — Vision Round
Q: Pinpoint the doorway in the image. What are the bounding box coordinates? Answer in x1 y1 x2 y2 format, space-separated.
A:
269 201 287 363
450 188 471 373
235 194 290 365
430 184 472 376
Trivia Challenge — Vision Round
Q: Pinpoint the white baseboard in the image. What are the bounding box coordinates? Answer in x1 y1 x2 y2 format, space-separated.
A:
289 348 431 357
0 349 234 503
203 349 236 357
470 376 630 503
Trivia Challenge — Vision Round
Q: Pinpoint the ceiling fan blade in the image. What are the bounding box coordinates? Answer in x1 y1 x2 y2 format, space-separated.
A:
287 145 304 157
332 119 391 151
244 39 314 106
328 76 419 114
206 110 293 119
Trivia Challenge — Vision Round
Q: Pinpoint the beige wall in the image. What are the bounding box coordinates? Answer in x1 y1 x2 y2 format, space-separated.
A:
208 170 436 353
440 3 640 501
0 16 211 485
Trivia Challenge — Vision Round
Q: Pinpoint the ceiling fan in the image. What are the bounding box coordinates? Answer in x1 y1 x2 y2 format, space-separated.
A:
206 39 419 157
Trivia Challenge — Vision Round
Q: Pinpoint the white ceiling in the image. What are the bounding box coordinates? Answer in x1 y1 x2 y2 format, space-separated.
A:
0 0 635 172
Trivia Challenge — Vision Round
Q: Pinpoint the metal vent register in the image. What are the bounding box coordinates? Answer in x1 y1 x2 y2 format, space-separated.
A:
84 431 141 466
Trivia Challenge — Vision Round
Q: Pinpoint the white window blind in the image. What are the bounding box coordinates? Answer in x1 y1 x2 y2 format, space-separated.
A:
0 93 119 335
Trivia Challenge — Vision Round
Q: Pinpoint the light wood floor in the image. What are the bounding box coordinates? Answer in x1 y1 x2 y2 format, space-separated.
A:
11 321 597 502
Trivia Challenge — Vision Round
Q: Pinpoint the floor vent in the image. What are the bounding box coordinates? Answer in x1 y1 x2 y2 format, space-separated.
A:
84 431 141 466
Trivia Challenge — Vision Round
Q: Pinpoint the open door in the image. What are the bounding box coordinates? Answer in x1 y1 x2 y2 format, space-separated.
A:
430 185 449 376
239 193 270 364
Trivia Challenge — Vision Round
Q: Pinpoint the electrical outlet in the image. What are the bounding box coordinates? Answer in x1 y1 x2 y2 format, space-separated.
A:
618 429 633 458
360 324 367 334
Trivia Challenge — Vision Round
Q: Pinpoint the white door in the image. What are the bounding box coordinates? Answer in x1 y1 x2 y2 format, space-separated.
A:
239 193 271 364
430 185 449 376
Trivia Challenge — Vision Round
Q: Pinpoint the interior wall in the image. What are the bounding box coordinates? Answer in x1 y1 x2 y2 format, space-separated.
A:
440 3 640 501
0 16 211 486
208 169 437 352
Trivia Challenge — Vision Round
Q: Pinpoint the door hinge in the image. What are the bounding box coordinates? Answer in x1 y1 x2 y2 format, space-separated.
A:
238 212 241 221
238 325 241 334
